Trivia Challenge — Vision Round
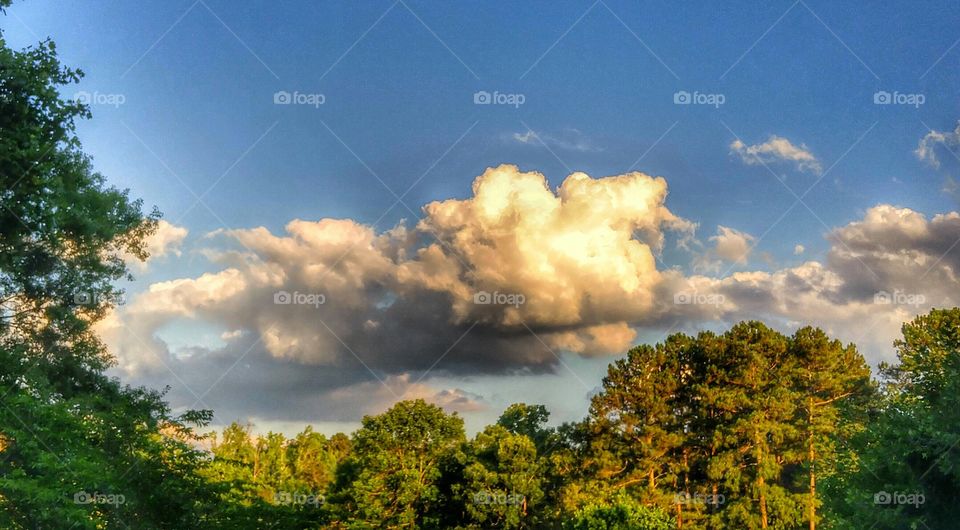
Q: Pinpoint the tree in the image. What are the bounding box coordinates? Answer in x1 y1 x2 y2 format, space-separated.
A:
287 426 343 493
329 399 465 528
497 403 556 454
707 322 801 530
0 4 216 526
584 334 690 520
205 423 259 504
564 492 672 530
459 425 544 529
257 432 292 493
582 323 873 530
789 327 872 530
829 309 960 529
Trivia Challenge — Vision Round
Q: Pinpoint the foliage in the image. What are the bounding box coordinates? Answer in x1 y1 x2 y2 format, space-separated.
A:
0 6 214 528
328 399 465 528
825 308 960 530
564 492 673 530
579 322 872 529
457 425 544 528
498 403 558 454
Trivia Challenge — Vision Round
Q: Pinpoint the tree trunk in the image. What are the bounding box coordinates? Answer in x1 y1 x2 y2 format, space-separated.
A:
756 431 768 529
808 398 816 530
759 475 768 529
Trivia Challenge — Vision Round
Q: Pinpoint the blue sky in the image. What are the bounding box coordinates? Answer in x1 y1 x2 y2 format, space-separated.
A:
5 0 960 434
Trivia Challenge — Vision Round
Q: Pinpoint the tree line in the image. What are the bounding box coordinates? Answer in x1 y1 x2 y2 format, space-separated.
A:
2 3 959 528
187 315 957 529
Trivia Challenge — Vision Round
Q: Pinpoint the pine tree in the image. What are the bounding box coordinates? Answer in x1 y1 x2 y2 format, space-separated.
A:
789 327 872 530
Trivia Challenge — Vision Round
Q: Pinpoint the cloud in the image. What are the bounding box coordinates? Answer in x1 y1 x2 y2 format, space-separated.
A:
916 121 960 169
730 135 822 174
428 388 488 412
100 165 960 428
416 164 689 335
510 128 602 152
658 263 910 360
794 244 805 255
711 226 755 264
692 226 755 272
329 375 487 416
149 220 189 258
100 164 694 424
661 204 960 361
126 220 188 271
824 205 960 302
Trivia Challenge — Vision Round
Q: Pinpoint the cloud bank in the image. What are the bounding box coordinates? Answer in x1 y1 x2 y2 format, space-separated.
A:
100 166 960 429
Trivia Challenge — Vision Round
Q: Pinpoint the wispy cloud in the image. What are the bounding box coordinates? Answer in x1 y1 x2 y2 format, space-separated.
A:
730 135 822 174
510 128 602 152
916 121 960 169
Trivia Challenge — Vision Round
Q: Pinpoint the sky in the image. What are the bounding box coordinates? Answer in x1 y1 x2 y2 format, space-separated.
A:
4 0 960 435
